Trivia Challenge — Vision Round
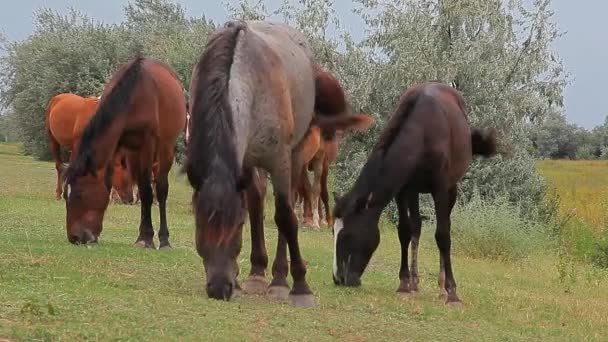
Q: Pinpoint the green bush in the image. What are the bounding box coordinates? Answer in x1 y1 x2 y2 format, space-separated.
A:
591 233 608 269
450 192 550 261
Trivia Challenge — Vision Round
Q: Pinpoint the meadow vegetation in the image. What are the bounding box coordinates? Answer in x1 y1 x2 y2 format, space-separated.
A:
1 0 607 340
1 143 608 341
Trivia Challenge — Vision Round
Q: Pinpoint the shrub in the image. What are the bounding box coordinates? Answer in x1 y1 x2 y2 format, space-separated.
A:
449 192 550 261
591 234 608 269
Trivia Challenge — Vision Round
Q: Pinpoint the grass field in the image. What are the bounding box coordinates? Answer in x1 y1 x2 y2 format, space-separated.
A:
538 160 608 233
2 143 608 341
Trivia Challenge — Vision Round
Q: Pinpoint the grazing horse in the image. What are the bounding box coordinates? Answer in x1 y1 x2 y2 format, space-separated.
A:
63 57 187 247
184 20 366 306
332 82 497 304
295 118 373 229
45 93 134 203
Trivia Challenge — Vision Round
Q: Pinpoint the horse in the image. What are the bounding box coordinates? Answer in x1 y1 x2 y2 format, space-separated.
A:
332 81 497 304
184 20 369 306
45 93 134 203
294 118 373 230
109 149 135 204
63 57 187 247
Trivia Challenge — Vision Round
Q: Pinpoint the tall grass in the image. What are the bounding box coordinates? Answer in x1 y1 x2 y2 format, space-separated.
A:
450 192 551 261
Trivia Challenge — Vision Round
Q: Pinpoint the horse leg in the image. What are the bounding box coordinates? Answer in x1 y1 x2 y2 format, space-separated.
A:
408 193 422 292
309 155 323 230
320 157 331 227
395 188 412 293
294 168 306 223
301 168 315 227
268 232 290 301
243 168 270 295
50 135 64 200
130 149 156 249
268 159 314 307
433 184 460 304
156 146 174 249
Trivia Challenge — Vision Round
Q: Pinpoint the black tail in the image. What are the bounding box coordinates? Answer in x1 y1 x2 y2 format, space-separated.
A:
66 56 145 182
185 22 246 232
471 128 498 157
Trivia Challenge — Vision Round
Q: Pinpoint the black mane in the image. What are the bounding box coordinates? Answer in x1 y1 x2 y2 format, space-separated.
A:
185 21 246 235
65 56 145 182
334 86 423 216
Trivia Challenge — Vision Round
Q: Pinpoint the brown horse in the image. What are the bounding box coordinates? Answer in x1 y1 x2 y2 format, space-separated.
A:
109 150 135 204
45 93 134 203
184 20 365 306
332 81 497 304
63 57 187 247
295 117 373 229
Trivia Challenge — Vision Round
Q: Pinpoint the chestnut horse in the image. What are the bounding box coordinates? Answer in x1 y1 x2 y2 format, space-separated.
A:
45 93 133 203
332 82 497 304
184 20 365 306
295 118 373 230
63 57 187 247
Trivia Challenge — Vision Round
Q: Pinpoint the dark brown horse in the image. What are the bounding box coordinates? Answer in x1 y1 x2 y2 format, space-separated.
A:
63 56 187 247
45 93 134 203
184 20 363 306
332 81 497 304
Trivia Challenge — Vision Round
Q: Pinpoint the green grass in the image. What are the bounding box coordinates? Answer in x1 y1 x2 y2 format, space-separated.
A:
1 142 608 341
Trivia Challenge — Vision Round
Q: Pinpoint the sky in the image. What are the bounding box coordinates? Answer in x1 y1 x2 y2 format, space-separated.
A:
0 0 606 128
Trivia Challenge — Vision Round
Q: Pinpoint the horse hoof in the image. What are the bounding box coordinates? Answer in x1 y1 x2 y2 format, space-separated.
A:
243 276 269 295
410 278 419 292
289 294 315 308
231 286 243 300
446 299 463 307
446 294 462 306
134 240 155 249
159 242 172 250
267 285 290 302
397 280 412 294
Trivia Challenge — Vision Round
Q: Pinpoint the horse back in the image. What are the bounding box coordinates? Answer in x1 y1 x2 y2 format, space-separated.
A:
411 83 473 186
141 60 187 143
243 22 316 147
47 93 98 148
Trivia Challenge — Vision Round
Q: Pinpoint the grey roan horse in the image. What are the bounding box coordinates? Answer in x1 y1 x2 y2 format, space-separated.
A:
184 20 367 307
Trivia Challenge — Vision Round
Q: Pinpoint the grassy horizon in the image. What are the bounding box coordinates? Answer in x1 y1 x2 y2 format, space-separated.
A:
1 143 608 341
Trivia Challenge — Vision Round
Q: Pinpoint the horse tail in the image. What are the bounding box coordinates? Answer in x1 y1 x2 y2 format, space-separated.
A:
314 66 347 117
45 95 65 169
185 22 246 235
67 56 145 180
471 128 498 157
312 114 374 141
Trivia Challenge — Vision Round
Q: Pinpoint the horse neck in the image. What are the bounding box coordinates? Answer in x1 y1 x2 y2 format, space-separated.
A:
85 115 127 173
350 150 400 211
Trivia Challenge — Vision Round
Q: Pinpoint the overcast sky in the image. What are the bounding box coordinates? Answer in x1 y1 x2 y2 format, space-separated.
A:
0 0 605 128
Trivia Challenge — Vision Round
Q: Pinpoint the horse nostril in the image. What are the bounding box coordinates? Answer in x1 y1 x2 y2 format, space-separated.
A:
206 280 234 301
68 235 80 244
81 229 97 244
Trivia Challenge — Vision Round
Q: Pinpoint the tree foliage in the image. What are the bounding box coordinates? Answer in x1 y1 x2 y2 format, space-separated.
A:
0 0 572 219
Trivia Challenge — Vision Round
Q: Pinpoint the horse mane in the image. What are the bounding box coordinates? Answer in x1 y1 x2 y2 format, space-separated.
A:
65 56 145 182
334 86 422 216
185 21 246 243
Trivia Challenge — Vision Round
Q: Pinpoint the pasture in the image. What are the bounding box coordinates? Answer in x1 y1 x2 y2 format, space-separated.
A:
539 160 608 232
1 142 608 341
